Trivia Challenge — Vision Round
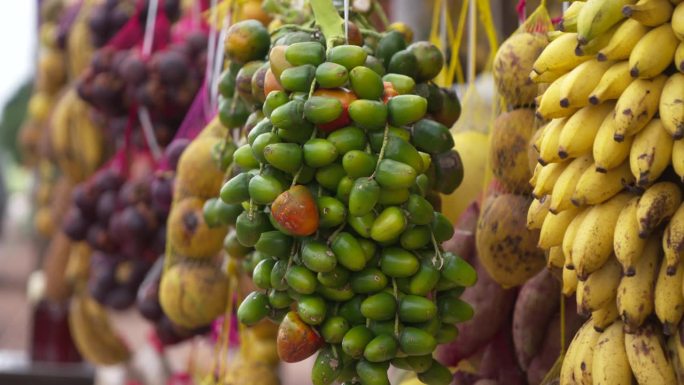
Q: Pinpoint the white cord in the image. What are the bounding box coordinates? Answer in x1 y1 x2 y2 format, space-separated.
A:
466 0 476 85
212 13 230 111
142 0 159 57
138 107 163 160
205 0 219 115
344 0 350 43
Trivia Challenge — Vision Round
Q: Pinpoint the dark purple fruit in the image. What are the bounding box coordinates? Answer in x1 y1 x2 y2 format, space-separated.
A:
136 258 164 321
119 53 148 84
62 208 89 241
151 173 174 214
155 50 189 85
96 191 118 224
164 138 190 170
105 286 136 310
73 184 98 220
87 224 117 253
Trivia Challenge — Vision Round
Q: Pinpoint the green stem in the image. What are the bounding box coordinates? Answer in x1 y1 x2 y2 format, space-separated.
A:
372 0 390 29
310 0 346 48
270 24 317 36
370 124 390 178
430 232 445 269
392 278 399 336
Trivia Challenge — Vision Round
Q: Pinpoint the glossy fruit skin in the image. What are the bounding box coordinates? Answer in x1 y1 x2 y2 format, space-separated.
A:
286 265 318 295
399 327 437 356
313 89 357 133
356 360 390 385
375 159 417 189
316 196 346 228
255 230 292 259
382 73 415 94
328 45 368 70
388 49 418 78
301 241 337 273
331 232 367 271
218 97 250 129
315 62 349 89
320 316 350 343
350 66 384 100
370 206 408 242
412 119 454 155
349 178 380 216
408 42 444 82
304 97 344 126
263 90 289 117
237 291 270 325
280 65 316 92
303 138 339 168
236 60 264 105
364 334 398 362
388 95 427 126
277 311 324 363
297 295 327 325
285 41 326 66
312 346 343 385
225 20 270 64
376 31 407 66
271 186 319 237
342 325 374 358
360 292 397 321
236 210 272 247
343 151 376 178
348 100 388 130
350 268 388 293
380 248 419 277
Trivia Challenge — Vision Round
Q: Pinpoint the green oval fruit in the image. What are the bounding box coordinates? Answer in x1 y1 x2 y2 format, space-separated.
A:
388 49 418 78
342 151 376 179
378 188 410 205
263 90 289 118
312 346 343 385
436 323 459 344
438 296 474 323
233 144 260 170
219 96 250 129
285 41 326 66
315 163 347 191
360 292 397 321
441 252 477 287
248 174 283 205
251 132 280 163
270 100 309 131
315 62 349 88
235 210 272 247
286 265 318 294
220 173 253 204
359 239 377 261
356 360 390 385
331 232 366 271
382 74 415 94
348 100 388 130
349 178 380 216
380 248 419 277
225 20 270 64
218 66 237 98
317 196 346 228
399 327 436 356
368 127 411 152
301 240 337 273
327 126 366 154
303 96 344 126
398 295 437 323
280 64 316 92
270 259 289 290
383 136 423 172
412 119 454 155
236 61 263 105
405 194 434 225
417 360 452 385
224 231 250 257
237 291 270 325
364 334 398 363
321 316 350 344
302 138 338 168
328 45 368 70
407 42 444 82
399 225 431 250
342 325 374 358
370 206 407 242
253 258 276 289
317 285 355 302
348 212 376 239
431 212 454 243
350 268 388 293
336 176 354 203
263 143 303 174
255 231 292 259
388 95 427 126
350 66 384 100
376 31 407 66
297 295 327 325
339 295 365 325
375 159 417 189
408 259 440 295
317 266 350 288
268 289 293 309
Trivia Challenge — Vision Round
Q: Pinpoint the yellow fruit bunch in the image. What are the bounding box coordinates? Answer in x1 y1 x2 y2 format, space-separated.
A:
529 0 684 382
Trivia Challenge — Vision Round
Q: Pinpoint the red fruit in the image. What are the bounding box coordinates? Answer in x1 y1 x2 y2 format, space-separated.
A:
271 185 319 236
382 81 399 103
263 68 284 96
277 311 324 363
313 88 357 133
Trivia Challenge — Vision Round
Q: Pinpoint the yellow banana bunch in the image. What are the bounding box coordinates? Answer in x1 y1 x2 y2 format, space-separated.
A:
675 2 684 39
577 0 636 44
575 21 620 56
537 74 579 120
614 197 648 275
559 59 614 109
629 23 679 78
592 301 621 331
629 120 674 186
558 102 615 159
613 75 668 141
560 319 600 385
654 258 684 334
597 19 650 61
676 40 684 71
538 207 581 250
592 321 635 385
616 235 659 331
673 139 684 181
659 73 684 139
549 154 593 213
572 192 632 279
538 117 568 164
532 32 591 76
594 111 635 172
547 246 565 270
560 1 586 32
635 182 682 237
69 292 131 366
572 160 635 206
623 0 674 26
663 202 684 274
625 323 677 384
579 257 622 312
563 264 579 296
588 61 633 105
669 329 684 382
532 160 568 198
527 196 550 230
563 208 591 269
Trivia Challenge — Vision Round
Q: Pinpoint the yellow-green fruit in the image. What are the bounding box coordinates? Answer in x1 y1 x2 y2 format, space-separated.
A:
168 197 227 258
159 262 228 329
175 137 225 200
489 109 537 194
476 193 546 288
493 32 549 106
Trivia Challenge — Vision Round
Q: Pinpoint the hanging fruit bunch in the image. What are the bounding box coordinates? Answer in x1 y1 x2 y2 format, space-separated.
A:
204 1 477 384
527 0 684 383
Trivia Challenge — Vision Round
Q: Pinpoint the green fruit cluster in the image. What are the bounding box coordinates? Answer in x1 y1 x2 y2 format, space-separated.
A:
205 18 474 385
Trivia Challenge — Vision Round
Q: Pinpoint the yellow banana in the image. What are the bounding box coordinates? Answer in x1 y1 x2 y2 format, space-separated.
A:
561 1 586 32
563 208 591 269
636 182 682 236
558 102 615 159
614 75 668 140
580 257 623 312
592 301 621 331
675 40 684 72
597 19 651 61
530 67 568 84
592 321 635 385
571 160 635 206
527 196 551 230
594 111 635 171
537 74 579 120
673 139 684 181
575 21 620 56
533 160 569 198
563 263 579 296
538 118 569 165
530 163 541 187
548 246 565 270
614 197 648 275
549 154 594 214
69 292 131 366
588 61 633 105
668 329 684 383
675 2 684 39
616 235 659 332
659 73 684 139
624 323 677 384
559 59 614 109
539 207 581 250
533 32 592 75
572 319 601 384
577 0 636 44
629 23 679 78
623 0 674 26
560 319 588 385
573 193 632 280
630 119 674 186
663 202 684 275
655 258 684 334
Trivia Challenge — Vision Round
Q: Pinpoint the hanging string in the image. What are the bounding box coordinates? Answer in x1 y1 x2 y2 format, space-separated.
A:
140 0 163 161
466 0 477 85
142 0 160 56
344 0 349 43
204 0 220 117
